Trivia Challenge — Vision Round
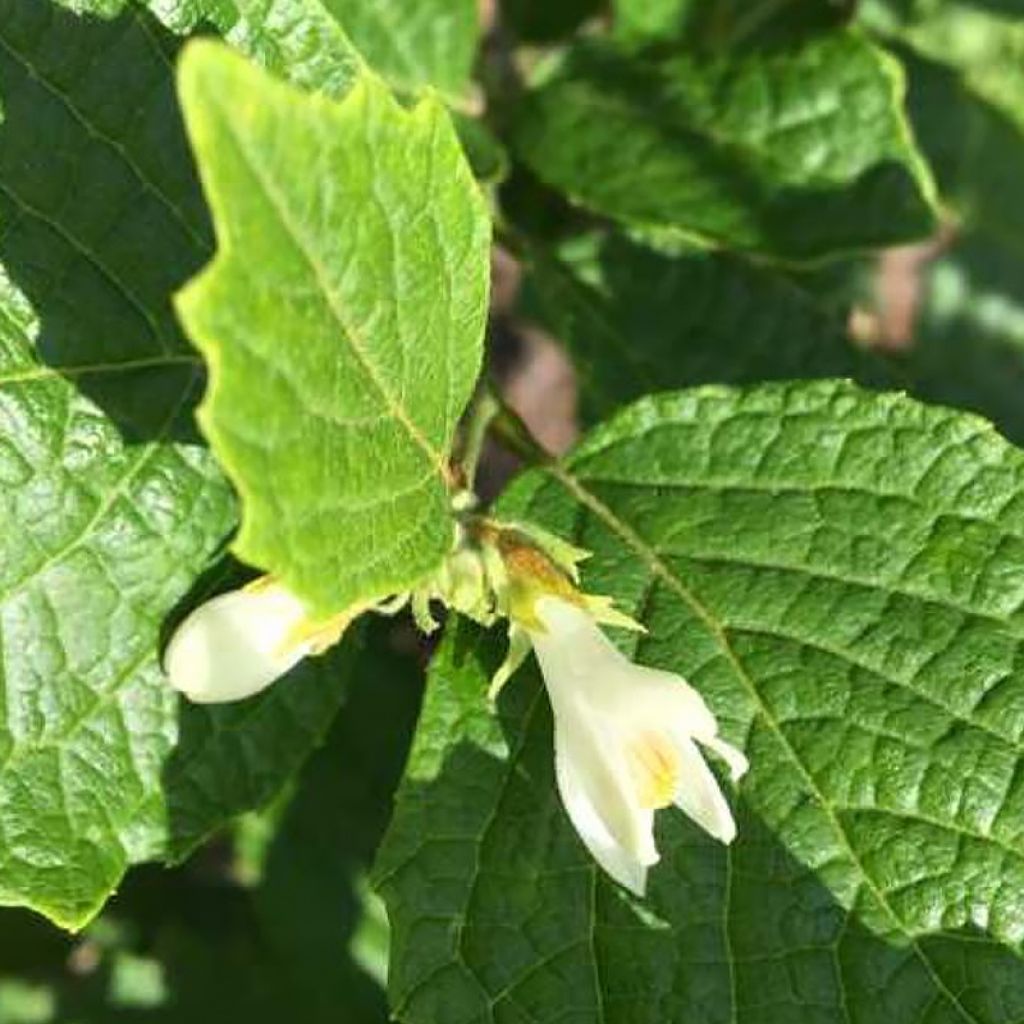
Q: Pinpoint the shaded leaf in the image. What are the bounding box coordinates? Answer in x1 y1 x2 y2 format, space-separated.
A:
521 232 889 424
898 47 1024 255
502 0 604 44
613 0 856 46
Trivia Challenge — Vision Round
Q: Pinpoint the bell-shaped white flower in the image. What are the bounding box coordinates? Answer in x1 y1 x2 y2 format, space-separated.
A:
164 579 340 704
528 596 748 896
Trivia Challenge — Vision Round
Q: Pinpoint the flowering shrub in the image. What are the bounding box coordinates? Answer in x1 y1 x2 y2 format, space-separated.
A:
2 1 1024 1021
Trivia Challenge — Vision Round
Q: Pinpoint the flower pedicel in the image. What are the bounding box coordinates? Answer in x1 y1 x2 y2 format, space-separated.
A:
164 519 747 894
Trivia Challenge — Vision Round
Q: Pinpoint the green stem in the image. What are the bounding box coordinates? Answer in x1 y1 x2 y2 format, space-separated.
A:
488 398 554 467
459 386 501 491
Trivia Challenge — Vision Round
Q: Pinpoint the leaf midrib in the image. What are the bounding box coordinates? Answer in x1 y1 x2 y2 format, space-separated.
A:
209 92 451 485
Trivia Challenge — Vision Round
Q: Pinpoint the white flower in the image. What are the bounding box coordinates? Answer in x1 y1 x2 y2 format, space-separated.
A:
164 579 344 703
527 596 748 896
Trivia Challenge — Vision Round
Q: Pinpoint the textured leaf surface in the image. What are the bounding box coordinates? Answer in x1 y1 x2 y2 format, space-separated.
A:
177 43 490 616
510 33 939 261
0 2 358 928
231 0 363 98
230 1 501 182
322 0 478 100
57 0 238 33
233 0 478 102
378 381 1024 1023
0 619 421 1022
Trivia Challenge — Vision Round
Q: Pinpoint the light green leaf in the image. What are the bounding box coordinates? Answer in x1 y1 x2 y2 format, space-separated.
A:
378 380 1024 1022
510 32 939 262
230 0 363 98
0 2 357 929
176 42 491 617
323 0 478 101
233 0 478 103
229 2 501 184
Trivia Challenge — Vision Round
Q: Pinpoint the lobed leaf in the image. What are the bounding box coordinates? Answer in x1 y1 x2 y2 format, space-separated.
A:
176 42 491 616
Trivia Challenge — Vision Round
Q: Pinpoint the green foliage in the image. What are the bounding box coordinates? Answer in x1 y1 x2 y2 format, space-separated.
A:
177 42 490 616
56 0 239 33
613 0 856 46
510 32 939 261
4 0 1024 1021
0 617 423 1022
316 0 478 100
520 232 887 424
502 0 603 44
0 1 362 929
232 0 479 102
381 382 1024 1020
231 0 364 97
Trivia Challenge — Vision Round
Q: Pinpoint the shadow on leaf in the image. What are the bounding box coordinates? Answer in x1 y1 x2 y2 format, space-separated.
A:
0 617 423 1023
375 618 1024 1023
0 0 214 444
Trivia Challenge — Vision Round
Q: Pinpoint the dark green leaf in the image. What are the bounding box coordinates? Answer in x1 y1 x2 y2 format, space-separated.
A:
613 0 856 47
380 381 1024 1022
502 0 604 44
510 33 939 262
898 48 1024 255
522 232 888 424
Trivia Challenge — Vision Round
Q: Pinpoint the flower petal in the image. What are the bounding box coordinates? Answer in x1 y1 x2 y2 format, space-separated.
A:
530 597 632 703
164 581 311 703
554 720 653 896
703 735 749 783
670 734 738 844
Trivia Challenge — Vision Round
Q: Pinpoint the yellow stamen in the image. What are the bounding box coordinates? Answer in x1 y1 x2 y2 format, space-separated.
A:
627 732 680 809
276 605 366 659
